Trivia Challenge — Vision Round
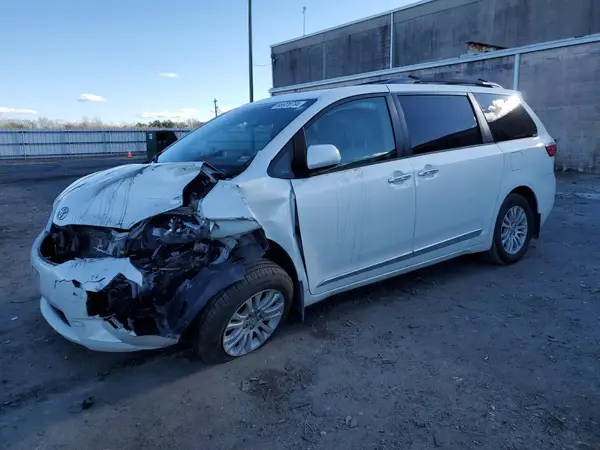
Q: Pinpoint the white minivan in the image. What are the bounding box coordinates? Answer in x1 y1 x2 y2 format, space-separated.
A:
31 79 556 363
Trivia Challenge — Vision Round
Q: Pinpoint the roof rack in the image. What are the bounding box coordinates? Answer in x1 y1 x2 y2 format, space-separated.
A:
362 75 502 88
361 75 418 85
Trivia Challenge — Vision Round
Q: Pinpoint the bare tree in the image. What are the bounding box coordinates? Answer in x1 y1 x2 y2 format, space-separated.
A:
0 116 204 130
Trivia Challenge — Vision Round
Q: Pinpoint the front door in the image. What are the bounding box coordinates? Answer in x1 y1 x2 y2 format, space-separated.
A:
290 96 416 295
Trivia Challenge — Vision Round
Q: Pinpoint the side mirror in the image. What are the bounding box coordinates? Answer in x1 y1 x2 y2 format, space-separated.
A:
306 144 342 170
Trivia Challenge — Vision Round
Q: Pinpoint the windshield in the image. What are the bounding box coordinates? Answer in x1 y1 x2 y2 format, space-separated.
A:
157 99 316 176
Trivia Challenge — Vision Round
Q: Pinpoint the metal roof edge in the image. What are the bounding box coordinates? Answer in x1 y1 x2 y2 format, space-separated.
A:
269 32 600 94
270 0 436 49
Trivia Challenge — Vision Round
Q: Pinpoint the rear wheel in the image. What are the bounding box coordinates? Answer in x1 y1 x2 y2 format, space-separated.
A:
192 259 293 364
486 193 534 265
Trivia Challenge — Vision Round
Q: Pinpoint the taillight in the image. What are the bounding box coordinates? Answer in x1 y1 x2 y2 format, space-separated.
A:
545 142 557 157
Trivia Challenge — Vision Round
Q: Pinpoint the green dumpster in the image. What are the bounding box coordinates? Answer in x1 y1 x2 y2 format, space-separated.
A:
145 130 178 160
145 131 158 160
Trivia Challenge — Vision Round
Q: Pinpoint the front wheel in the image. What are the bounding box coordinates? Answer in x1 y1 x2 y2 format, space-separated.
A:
192 259 293 364
486 193 535 265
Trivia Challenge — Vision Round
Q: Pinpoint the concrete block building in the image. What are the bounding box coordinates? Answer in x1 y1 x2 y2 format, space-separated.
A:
270 0 600 172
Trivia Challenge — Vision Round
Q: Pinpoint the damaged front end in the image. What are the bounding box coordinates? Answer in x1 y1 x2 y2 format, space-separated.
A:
37 164 268 344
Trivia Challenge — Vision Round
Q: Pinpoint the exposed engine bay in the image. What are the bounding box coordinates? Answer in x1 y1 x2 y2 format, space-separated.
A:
38 167 268 339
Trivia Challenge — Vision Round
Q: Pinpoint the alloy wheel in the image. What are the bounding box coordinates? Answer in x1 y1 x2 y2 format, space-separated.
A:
222 289 285 357
500 205 528 255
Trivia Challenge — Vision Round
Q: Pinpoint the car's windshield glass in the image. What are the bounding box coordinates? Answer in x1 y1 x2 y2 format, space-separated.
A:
157 99 315 176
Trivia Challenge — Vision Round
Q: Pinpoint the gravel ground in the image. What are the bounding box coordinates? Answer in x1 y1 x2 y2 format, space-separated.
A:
1 160 599 450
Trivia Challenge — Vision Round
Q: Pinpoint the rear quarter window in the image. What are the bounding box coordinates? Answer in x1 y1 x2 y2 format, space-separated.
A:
473 93 538 142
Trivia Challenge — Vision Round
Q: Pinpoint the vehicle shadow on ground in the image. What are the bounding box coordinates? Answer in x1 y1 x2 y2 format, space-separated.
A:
302 253 489 322
1 253 491 439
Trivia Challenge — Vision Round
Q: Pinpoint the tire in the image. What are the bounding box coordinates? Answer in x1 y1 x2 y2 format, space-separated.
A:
192 259 293 364
486 193 535 265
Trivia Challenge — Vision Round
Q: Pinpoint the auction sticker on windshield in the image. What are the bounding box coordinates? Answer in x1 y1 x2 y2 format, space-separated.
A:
271 101 307 110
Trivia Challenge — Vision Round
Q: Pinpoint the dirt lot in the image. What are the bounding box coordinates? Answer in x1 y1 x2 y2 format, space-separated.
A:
1 160 599 450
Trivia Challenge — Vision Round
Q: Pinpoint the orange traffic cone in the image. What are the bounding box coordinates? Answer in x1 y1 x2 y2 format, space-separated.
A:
127 151 132 158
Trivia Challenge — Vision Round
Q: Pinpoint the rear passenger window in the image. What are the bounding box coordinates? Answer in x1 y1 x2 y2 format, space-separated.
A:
305 97 396 169
473 93 538 142
398 95 483 155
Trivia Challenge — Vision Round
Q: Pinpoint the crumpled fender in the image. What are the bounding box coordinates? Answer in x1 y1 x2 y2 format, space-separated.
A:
155 231 269 336
199 182 262 238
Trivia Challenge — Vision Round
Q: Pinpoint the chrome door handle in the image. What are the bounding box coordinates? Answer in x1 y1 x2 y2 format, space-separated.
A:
418 168 439 177
388 173 412 184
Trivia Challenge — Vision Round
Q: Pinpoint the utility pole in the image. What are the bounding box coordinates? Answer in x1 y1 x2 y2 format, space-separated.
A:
213 98 219 117
302 6 307 36
248 0 254 102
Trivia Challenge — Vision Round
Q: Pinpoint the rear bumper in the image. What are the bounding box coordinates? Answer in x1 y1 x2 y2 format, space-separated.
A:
32 231 177 353
538 173 556 228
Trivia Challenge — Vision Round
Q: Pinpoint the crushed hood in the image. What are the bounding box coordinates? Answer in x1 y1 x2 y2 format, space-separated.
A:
52 162 214 229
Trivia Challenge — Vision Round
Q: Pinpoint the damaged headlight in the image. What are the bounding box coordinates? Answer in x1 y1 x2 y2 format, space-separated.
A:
41 225 133 261
40 211 214 263
40 226 81 263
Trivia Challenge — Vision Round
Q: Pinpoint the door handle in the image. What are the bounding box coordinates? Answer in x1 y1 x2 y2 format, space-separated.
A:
388 173 412 184
418 167 439 177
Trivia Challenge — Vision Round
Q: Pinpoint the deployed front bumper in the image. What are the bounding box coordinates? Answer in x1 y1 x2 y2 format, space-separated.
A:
31 231 177 352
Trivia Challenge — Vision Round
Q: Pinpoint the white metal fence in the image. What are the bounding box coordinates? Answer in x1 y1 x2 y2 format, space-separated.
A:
0 129 192 159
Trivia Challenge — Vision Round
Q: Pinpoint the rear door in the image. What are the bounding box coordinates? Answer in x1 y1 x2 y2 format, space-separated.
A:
471 90 557 226
394 93 504 260
290 95 417 295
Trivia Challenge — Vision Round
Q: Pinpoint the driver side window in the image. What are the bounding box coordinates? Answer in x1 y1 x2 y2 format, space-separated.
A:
305 97 396 170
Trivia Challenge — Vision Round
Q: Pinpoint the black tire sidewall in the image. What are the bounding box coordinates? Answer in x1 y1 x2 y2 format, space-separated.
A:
193 261 293 364
492 193 534 264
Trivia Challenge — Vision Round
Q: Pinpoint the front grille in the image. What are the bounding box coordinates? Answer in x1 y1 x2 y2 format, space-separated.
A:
50 303 70 327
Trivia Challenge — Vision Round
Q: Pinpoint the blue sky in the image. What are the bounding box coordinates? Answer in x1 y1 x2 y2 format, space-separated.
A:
1 0 416 123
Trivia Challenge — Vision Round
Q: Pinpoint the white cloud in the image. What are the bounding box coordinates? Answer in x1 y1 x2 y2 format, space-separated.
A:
139 108 200 120
0 106 37 116
139 105 238 123
158 72 180 78
77 93 106 102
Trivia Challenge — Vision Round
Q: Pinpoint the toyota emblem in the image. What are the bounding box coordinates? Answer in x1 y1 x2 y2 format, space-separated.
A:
57 206 69 221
